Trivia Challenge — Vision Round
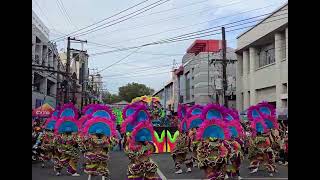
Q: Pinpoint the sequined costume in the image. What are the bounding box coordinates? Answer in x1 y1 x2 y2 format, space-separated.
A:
121 104 161 180
171 131 193 170
247 102 280 176
80 104 119 180
53 133 80 174
223 108 245 179
53 103 80 176
39 117 58 166
185 105 205 168
196 104 232 180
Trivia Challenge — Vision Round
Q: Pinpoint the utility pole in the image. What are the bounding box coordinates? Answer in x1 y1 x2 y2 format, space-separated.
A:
222 27 228 108
65 37 71 103
64 37 87 105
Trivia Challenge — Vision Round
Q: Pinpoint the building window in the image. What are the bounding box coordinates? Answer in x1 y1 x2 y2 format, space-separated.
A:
185 72 190 101
258 44 275 68
282 83 287 94
35 99 43 108
33 73 42 92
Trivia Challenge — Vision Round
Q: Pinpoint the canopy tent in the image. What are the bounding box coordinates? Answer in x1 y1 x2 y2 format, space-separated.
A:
32 103 55 117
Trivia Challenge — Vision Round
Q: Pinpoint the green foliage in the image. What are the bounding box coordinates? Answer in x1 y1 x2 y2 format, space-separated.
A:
118 82 154 102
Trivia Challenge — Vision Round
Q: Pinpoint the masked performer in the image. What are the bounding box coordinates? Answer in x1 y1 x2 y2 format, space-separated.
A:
38 117 58 168
81 116 118 180
220 108 244 180
247 102 279 176
121 104 161 180
186 105 204 168
53 103 80 176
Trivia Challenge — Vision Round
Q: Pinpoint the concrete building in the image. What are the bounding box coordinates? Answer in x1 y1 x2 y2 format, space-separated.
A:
89 73 103 103
235 3 288 116
59 50 89 108
153 78 175 112
177 40 237 108
32 10 60 108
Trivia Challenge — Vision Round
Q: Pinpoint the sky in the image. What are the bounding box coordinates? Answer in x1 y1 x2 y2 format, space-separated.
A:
32 0 287 94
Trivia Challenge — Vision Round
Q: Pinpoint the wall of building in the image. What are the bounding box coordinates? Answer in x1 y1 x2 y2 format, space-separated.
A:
179 47 237 106
32 10 59 109
236 4 288 114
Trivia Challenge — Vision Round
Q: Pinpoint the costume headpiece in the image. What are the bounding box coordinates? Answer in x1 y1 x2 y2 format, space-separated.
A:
247 101 279 136
82 117 117 137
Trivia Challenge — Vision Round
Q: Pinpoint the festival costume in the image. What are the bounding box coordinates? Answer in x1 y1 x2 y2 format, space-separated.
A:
121 104 161 180
53 103 80 176
186 105 204 168
196 104 231 180
223 108 245 179
80 104 118 180
247 102 279 176
38 117 58 167
171 104 193 173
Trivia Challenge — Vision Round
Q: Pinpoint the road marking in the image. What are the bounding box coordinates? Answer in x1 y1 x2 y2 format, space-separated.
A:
150 158 168 180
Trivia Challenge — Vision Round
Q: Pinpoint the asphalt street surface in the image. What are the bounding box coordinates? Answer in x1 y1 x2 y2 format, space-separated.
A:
32 151 288 180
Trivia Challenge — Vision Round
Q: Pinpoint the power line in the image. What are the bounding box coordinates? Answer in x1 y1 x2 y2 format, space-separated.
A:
51 0 150 41
55 0 73 30
87 0 242 40
71 0 170 38
52 0 169 41
57 0 78 29
103 3 282 45
96 47 143 74
89 14 287 56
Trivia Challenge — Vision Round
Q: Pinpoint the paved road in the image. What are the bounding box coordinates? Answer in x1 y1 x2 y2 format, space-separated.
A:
32 152 288 180
151 153 288 179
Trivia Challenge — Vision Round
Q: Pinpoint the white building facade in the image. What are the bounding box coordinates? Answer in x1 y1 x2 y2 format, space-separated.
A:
32 10 59 108
178 40 237 108
235 3 288 116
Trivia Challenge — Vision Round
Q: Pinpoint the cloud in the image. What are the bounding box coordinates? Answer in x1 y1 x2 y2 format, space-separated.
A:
33 0 287 94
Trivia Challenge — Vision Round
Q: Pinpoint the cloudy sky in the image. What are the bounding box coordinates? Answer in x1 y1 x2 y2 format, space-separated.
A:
32 0 287 94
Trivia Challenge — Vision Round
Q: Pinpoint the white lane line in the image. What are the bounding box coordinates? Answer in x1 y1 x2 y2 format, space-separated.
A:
150 158 168 180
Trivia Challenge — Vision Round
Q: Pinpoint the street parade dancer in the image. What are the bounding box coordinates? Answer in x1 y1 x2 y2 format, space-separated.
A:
186 104 204 168
196 104 230 180
121 104 161 180
247 102 279 176
80 104 118 180
53 103 81 176
38 116 58 168
223 108 245 180
171 104 193 174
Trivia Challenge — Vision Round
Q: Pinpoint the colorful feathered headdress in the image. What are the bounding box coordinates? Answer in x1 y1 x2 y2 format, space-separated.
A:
223 108 244 138
55 103 80 134
82 117 117 137
58 103 79 120
177 104 188 121
201 104 225 121
43 117 58 131
247 101 279 136
121 104 150 134
196 118 230 140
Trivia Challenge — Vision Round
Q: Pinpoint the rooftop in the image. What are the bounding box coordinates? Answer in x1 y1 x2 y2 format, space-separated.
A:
237 2 288 39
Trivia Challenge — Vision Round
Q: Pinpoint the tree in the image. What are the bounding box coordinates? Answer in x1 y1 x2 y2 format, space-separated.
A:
118 82 154 102
102 91 121 104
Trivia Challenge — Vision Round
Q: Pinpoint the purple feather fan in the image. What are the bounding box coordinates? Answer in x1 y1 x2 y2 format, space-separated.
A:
82 117 117 137
90 104 116 122
186 104 203 118
196 118 231 140
58 103 79 120
201 103 225 121
54 117 80 134
177 104 189 120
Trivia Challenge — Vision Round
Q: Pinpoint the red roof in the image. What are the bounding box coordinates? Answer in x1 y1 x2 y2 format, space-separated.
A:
186 40 223 54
